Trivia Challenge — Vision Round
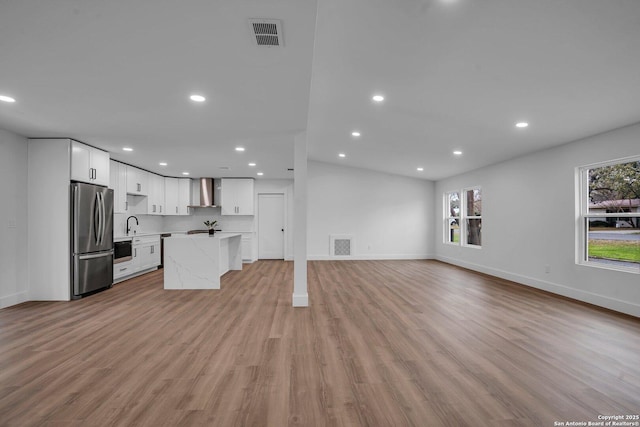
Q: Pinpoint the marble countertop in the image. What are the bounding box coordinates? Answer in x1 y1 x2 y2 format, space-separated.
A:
114 231 189 241
166 233 242 240
114 230 252 242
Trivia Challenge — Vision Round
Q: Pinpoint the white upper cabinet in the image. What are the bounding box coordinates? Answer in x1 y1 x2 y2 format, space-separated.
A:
164 177 192 215
147 173 165 215
220 178 254 215
109 160 128 214
164 177 179 216
126 165 148 196
178 178 192 215
70 140 110 186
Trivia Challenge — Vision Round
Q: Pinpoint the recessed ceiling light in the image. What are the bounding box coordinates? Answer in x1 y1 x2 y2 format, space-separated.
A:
516 122 529 128
190 94 206 102
372 95 384 102
257 172 264 176
235 147 245 152
248 162 256 167
182 172 190 175
417 167 424 171
0 95 16 103
122 147 133 152
351 131 361 137
338 153 346 158
159 162 167 166
453 150 463 155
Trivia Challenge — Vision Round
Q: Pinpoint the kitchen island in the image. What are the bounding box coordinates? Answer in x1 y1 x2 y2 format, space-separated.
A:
163 233 242 289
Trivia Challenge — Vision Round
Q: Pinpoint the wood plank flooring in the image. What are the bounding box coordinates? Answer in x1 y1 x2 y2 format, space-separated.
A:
1 260 639 426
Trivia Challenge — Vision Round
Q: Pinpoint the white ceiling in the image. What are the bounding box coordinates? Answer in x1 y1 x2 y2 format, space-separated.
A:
1 0 639 181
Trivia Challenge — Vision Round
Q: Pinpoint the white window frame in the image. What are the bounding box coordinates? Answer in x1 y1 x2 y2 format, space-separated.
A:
576 156 640 274
444 186 482 248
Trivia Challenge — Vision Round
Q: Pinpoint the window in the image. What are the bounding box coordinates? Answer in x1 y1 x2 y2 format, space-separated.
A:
445 191 460 244
444 187 482 247
578 157 640 273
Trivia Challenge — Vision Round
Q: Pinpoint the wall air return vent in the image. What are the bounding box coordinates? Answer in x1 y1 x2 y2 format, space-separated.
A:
249 19 284 47
330 234 354 258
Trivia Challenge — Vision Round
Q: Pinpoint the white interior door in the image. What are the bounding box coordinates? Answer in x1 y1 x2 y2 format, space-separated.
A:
258 194 284 259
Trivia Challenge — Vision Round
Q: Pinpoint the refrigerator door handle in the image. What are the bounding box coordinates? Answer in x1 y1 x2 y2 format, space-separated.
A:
73 185 79 248
99 192 105 246
78 250 113 260
98 192 103 246
94 193 101 245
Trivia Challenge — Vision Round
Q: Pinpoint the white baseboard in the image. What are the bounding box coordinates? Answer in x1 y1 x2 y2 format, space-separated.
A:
436 255 640 318
308 253 433 261
292 293 309 307
0 290 29 309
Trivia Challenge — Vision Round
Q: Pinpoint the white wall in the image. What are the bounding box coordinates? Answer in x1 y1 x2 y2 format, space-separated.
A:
308 161 434 259
435 122 640 317
28 139 72 301
0 129 28 308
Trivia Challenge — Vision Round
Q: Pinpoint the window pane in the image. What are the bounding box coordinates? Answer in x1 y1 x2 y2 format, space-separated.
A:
466 188 482 216
466 218 482 246
587 217 640 268
447 219 460 243
448 192 460 217
588 161 640 215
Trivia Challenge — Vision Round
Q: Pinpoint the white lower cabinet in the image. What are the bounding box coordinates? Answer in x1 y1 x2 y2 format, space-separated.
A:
113 260 135 281
134 235 161 271
113 235 161 283
241 235 253 262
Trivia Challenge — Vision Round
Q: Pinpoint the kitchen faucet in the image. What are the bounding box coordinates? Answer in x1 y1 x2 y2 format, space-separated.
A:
126 216 138 235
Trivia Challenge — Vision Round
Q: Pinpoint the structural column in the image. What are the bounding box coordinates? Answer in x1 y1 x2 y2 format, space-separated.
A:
292 132 309 307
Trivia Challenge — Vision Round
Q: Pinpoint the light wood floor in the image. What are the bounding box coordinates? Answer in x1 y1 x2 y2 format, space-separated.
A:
0 260 639 426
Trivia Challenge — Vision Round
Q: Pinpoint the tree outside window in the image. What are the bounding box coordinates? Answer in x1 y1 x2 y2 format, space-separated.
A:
445 191 460 244
579 158 640 272
465 188 482 247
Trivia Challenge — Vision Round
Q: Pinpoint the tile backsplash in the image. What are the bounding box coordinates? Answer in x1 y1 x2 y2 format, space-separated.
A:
113 208 254 237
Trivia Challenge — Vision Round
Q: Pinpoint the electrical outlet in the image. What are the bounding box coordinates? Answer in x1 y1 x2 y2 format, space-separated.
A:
7 219 17 229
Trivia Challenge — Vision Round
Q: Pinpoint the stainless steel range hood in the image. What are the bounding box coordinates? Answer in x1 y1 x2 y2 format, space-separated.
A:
192 177 217 207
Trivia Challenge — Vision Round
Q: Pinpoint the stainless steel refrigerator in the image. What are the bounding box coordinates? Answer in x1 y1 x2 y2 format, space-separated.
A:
70 182 114 298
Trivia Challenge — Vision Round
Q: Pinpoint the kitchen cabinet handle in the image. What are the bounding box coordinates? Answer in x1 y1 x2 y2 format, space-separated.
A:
176 206 178 214
137 183 141 192
125 200 128 211
134 248 137 257
159 206 162 213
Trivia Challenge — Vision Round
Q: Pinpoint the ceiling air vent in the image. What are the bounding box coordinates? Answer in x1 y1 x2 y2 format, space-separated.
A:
249 19 284 47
